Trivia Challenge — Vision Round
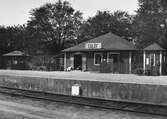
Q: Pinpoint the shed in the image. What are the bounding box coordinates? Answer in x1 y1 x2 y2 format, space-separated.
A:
2 50 30 70
143 43 166 75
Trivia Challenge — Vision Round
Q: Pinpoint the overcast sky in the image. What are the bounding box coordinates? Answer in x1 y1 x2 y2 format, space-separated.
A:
0 0 138 26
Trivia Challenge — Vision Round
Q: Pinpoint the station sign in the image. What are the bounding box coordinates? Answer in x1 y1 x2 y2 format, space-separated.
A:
85 43 102 49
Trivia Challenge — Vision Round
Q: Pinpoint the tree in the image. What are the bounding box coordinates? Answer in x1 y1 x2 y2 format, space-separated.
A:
133 0 167 48
27 0 83 54
160 0 167 10
0 26 9 55
0 25 28 55
78 10 134 43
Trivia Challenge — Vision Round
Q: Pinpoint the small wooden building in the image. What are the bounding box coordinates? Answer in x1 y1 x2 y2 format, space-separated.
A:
63 32 136 73
143 43 166 75
2 50 30 70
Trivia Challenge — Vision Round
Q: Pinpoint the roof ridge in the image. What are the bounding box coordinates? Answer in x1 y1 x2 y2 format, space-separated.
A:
144 42 165 50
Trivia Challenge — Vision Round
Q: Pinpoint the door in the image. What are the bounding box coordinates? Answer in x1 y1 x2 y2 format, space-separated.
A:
150 53 160 75
108 53 120 73
74 55 82 70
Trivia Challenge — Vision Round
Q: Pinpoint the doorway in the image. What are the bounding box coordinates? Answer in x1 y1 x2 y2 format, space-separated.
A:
107 53 120 73
74 55 82 70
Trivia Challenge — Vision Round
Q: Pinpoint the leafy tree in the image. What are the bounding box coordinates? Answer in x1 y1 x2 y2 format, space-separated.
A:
0 26 9 55
78 10 134 43
160 0 167 10
133 0 167 48
0 25 28 55
27 0 83 54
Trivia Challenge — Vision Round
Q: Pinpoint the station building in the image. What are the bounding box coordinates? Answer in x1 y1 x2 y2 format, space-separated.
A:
63 32 167 75
63 32 136 74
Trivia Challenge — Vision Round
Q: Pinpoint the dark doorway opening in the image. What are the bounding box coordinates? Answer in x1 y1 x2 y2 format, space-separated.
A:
74 55 82 70
108 53 120 73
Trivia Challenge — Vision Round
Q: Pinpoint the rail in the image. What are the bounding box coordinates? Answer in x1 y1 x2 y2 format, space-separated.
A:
0 86 166 116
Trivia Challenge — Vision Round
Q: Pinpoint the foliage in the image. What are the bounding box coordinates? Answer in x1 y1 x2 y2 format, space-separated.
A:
27 0 83 54
2 0 167 56
133 0 167 48
78 10 134 43
0 25 28 55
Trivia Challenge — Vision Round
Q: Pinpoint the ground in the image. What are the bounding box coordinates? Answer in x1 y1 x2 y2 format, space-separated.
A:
0 93 165 119
0 70 167 85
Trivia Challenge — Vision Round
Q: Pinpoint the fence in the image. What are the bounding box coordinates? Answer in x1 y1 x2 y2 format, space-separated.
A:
27 55 64 71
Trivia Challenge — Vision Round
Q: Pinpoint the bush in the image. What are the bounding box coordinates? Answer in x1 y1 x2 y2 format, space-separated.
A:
134 68 144 75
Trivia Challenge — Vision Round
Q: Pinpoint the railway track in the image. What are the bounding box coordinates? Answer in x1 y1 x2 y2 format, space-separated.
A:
0 86 166 116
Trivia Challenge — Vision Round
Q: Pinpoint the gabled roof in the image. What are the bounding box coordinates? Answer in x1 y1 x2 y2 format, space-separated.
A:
144 43 165 51
3 50 30 56
63 32 136 52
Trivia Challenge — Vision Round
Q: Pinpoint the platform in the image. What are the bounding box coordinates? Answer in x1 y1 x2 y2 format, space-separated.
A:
0 70 167 85
0 70 167 106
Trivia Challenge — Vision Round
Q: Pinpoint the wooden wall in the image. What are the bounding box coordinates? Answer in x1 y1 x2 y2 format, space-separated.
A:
65 51 131 73
81 51 130 73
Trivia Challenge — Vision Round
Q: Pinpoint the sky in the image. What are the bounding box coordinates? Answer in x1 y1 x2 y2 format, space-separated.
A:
0 0 138 26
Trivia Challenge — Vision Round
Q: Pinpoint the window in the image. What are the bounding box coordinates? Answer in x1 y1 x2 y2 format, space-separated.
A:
107 52 119 63
94 53 102 65
13 60 18 64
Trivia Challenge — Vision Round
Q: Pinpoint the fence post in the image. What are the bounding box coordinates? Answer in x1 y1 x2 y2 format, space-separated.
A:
129 51 132 74
143 51 146 74
160 51 162 75
64 53 66 71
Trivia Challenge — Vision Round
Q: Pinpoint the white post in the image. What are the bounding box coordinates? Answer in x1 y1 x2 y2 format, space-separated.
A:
154 53 156 66
82 54 87 71
64 53 67 71
129 51 132 74
70 54 74 68
143 51 146 74
160 51 162 75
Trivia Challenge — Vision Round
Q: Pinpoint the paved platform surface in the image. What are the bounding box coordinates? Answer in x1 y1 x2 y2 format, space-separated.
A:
0 70 167 85
0 93 165 119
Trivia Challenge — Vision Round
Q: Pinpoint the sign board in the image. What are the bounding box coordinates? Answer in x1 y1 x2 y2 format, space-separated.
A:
71 84 80 96
85 43 102 49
